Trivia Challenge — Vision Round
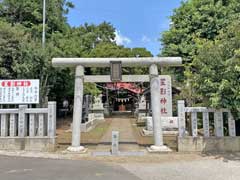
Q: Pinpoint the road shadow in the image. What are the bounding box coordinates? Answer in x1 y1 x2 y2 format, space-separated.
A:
201 152 240 162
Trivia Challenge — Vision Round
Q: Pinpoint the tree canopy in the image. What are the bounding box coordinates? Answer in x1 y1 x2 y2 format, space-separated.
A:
0 0 152 106
160 0 240 118
161 0 240 62
191 20 240 117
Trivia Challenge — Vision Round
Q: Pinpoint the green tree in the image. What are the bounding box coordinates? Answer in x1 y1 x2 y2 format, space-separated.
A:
51 22 116 57
161 0 240 62
88 42 152 75
0 0 74 38
160 0 240 107
0 20 60 105
0 20 27 79
191 20 240 118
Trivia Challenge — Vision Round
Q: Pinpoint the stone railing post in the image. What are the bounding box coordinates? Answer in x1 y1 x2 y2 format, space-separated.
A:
9 114 17 137
191 112 198 137
202 112 210 137
177 100 186 137
29 114 36 137
1 114 8 137
214 110 224 137
228 112 236 137
38 114 45 136
18 105 28 137
48 101 56 138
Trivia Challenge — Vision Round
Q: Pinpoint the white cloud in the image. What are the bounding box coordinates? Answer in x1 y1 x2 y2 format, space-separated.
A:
114 30 131 45
141 35 151 43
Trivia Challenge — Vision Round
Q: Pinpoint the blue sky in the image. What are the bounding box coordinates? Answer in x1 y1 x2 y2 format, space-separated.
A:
67 0 182 56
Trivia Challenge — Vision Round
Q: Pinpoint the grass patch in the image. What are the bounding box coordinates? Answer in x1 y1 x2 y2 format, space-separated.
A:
131 119 154 145
56 119 111 145
81 119 111 144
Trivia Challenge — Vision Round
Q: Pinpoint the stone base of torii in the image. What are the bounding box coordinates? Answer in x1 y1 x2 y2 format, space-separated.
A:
52 57 182 153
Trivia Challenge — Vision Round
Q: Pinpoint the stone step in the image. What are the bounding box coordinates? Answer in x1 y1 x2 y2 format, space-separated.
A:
96 144 143 152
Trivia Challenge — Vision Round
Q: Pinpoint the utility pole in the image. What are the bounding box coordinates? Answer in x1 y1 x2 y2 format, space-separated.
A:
42 0 46 48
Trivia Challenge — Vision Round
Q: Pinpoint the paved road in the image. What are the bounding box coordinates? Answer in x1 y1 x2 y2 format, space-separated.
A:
121 159 240 180
1 155 240 180
0 156 140 180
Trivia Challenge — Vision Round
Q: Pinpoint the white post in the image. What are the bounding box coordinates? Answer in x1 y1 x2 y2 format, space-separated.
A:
191 112 198 137
111 131 119 155
67 65 86 152
48 101 56 138
42 0 46 48
203 112 210 137
18 105 27 137
148 64 171 152
177 100 186 137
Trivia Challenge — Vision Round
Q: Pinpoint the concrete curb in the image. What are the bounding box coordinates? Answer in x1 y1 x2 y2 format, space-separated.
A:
0 150 90 160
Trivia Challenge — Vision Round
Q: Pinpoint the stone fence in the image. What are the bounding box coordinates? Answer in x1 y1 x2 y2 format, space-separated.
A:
0 102 56 151
177 100 239 152
80 113 103 132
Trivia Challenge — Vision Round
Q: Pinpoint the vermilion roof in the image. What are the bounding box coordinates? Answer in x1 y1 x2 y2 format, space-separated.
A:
106 83 142 94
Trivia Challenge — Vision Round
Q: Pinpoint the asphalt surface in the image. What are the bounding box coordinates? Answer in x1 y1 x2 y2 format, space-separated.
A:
1 155 240 180
0 156 140 180
121 158 240 180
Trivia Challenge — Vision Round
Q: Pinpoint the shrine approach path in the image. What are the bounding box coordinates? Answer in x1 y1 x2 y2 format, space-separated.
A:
96 113 140 151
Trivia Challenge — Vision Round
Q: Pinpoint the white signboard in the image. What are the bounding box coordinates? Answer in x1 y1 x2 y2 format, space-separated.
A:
0 79 39 104
159 75 172 117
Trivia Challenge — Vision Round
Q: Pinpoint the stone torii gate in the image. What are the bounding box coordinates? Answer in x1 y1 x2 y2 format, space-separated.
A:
52 57 182 152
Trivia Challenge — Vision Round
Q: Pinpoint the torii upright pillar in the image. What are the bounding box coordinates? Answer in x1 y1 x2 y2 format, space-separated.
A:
67 65 86 152
148 64 171 152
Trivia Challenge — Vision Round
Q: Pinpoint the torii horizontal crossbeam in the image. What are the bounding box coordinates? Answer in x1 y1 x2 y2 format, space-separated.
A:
52 57 182 67
84 75 170 82
84 75 148 82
